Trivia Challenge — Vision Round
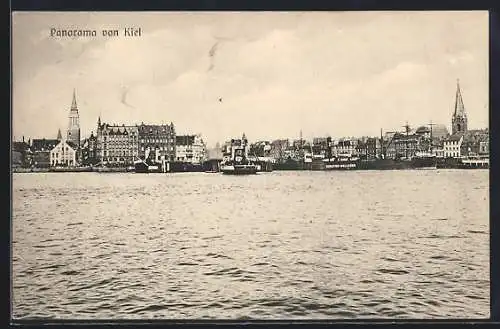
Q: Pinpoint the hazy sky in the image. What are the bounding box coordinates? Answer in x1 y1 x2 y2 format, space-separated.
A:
12 11 488 146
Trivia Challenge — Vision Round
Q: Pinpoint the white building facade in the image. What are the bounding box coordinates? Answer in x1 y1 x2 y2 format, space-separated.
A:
175 134 207 164
50 140 77 166
443 134 464 158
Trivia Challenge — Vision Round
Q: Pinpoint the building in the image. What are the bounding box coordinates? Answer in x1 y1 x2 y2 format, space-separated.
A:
356 137 380 160
175 134 207 164
332 138 358 157
452 79 468 135
270 139 290 162
138 123 176 163
96 118 139 166
31 137 60 168
50 139 77 166
67 89 81 148
461 129 489 157
12 138 31 168
444 134 464 158
80 132 98 165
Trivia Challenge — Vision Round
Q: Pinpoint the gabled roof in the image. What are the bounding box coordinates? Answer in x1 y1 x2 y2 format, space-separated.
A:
31 139 60 151
445 134 464 142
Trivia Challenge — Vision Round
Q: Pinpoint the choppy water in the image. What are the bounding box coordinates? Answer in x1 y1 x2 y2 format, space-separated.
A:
12 170 489 319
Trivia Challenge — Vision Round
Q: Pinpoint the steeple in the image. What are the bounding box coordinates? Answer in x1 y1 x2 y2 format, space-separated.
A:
57 128 62 140
454 79 466 117
452 78 468 135
71 88 78 110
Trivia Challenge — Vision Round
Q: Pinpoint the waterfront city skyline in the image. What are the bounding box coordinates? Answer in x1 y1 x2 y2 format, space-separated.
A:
12 11 488 146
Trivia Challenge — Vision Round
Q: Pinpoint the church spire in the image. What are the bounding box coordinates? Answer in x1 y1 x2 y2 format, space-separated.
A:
57 128 62 140
452 78 468 135
454 79 466 118
71 88 78 110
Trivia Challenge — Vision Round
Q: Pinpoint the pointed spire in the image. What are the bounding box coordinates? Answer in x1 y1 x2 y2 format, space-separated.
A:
57 128 62 140
71 88 78 110
454 78 466 117
97 116 101 127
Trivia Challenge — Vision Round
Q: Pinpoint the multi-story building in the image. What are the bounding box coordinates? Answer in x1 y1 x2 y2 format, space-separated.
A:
50 140 77 166
31 137 60 168
67 89 81 148
356 137 380 160
138 123 176 163
175 134 207 164
443 134 464 158
270 139 290 162
96 117 139 166
332 138 358 157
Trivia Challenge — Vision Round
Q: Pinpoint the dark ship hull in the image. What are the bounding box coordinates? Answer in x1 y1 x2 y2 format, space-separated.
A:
220 164 258 175
410 156 437 169
169 162 204 173
358 158 413 170
324 157 359 170
273 159 304 171
134 160 161 173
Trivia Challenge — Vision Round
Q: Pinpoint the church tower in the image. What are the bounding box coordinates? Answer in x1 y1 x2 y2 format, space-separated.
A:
67 89 81 147
452 79 468 135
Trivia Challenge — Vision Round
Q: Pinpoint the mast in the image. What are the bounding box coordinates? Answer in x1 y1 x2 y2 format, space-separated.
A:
402 121 410 159
380 128 383 158
429 121 436 153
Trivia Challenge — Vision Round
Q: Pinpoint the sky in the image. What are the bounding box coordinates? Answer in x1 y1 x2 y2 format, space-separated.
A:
12 11 489 147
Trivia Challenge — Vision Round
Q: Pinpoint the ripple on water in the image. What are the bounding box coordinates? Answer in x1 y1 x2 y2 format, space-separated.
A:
12 171 489 319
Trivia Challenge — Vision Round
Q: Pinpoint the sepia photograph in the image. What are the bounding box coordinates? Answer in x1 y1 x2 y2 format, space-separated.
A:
11 11 489 320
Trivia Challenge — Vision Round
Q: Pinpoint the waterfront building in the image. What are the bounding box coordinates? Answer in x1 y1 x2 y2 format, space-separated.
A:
270 139 290 162
175 134 207 164
80 132 98 165
67 89 81 148
249 141 272 158
443 134 464 158
12 138 31 168
461 129 489 157
31 137 60 168
138 122 176 163
96 118 139 166
356 137 380 160
50 139 77 166
331 138 358 157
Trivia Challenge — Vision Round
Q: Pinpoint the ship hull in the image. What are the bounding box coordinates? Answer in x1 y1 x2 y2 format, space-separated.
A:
323 158 359 170
410 156 437 170
134 161 161 173
358 159 413 170
221 165 257 175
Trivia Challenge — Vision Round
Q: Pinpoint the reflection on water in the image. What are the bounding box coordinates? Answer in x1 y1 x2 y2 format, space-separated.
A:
12 170 489 319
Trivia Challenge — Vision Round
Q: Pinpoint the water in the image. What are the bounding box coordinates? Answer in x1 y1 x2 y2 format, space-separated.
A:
12 170 489 319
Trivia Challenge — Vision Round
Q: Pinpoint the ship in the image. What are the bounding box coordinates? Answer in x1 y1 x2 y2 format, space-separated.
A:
411 151 437 170
410 123 438 169
457 155 489 169
133 158 161 173
358 157 413 170
133 148 167 173
220 133 258 175
324 154 360 170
